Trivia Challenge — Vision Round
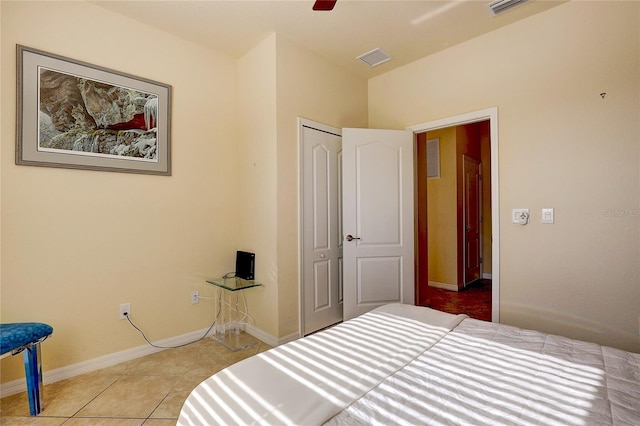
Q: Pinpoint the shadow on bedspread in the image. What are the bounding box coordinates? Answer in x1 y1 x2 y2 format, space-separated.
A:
178 304 640 426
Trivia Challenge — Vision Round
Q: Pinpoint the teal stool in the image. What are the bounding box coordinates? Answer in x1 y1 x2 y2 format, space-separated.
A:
0 323 53 415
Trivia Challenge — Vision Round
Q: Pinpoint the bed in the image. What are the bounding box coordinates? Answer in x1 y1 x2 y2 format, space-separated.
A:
178 304 640 425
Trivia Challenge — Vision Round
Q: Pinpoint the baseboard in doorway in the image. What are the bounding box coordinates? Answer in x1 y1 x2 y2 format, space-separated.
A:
428 281 459 291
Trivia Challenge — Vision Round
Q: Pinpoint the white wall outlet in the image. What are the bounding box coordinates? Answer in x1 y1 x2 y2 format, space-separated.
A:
512 208 529 225
191 291 199 304
119 303 130 320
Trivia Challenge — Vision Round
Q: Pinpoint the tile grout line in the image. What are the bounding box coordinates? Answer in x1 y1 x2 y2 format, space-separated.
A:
2 337 272 423
145 376 181 422
65 373 127 422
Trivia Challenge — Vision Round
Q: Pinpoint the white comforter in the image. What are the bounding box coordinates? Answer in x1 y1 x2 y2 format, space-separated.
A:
326 318 640 426
178 304 640 426
178 304 466 425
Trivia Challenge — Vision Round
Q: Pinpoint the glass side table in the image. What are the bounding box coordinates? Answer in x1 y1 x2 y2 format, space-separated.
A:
205 277 262 351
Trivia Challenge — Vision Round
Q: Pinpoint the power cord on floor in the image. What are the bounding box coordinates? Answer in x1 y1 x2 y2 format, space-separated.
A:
124 297 222 349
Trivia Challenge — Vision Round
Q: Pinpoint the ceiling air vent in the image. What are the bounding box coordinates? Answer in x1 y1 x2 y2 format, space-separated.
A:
357 48 393 67
487 0 530 16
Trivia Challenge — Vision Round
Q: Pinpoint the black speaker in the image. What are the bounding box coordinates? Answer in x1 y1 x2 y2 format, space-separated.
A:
235 251 255 280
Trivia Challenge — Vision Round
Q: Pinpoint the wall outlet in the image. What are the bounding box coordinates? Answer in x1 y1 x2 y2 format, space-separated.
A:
512 208 529 224
191 291 199 305
119 303 130 320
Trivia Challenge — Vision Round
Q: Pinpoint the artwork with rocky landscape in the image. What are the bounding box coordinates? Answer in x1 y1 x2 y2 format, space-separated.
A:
38 68 159 162
17 45 171 175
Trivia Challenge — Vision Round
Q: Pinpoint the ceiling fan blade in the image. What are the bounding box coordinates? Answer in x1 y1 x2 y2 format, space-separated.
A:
313 0 337 11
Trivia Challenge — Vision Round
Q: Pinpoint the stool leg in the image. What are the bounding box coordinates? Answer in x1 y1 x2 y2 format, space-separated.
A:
22 343 43 415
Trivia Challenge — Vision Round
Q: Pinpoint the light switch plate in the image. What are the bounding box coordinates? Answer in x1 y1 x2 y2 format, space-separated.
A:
542 208 554 224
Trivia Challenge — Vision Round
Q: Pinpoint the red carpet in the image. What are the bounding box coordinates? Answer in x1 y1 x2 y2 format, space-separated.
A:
425 279 492 321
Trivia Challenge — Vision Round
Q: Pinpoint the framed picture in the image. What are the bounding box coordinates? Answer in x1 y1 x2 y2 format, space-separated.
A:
16 45 171 175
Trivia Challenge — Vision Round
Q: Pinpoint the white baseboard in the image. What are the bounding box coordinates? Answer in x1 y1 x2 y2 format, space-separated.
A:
428 281 458 291
278 331 300 346
244 323 299 347
243 323 277 347
483 273 492 279
1 324 279 398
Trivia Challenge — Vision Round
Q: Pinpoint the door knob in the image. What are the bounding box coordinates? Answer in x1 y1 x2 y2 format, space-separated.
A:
345 234 361 242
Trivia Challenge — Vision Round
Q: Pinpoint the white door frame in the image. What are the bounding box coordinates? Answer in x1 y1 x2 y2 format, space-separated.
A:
407 107 500 323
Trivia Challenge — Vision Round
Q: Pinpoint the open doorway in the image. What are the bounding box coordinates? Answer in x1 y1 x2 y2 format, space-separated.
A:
417 121 492 320
412 112 497 322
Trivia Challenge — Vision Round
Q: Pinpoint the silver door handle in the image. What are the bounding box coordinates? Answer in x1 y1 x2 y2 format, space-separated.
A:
345 234 361 242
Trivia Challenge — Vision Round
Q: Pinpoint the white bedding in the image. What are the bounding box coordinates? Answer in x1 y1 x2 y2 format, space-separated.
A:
326 318 640 426
178 304 640 426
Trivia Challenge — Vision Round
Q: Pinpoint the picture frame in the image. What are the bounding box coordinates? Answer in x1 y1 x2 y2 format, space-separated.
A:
16 45 172 175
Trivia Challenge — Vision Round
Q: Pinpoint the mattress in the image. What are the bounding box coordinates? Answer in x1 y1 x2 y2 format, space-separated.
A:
178 304 640 425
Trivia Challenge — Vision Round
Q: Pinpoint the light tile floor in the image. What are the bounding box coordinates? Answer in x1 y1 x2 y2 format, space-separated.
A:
1 335 271 425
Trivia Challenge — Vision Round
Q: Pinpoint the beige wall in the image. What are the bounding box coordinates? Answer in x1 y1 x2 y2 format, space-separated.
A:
236 34 279 337
369 1 640 352
1 1 240 382
426 128 457 286
236 34 368 339
274 35 368 337
1 3 368 386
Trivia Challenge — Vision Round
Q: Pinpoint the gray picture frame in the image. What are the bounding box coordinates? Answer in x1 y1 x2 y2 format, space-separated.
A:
16 45 172 175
